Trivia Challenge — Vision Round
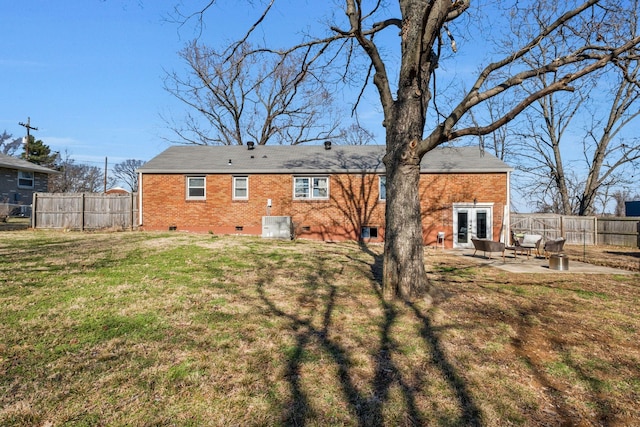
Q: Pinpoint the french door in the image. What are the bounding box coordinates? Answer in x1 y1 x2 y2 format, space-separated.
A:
453 204 493 248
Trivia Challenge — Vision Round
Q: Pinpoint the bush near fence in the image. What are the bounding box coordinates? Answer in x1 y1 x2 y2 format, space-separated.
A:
511 213 640 248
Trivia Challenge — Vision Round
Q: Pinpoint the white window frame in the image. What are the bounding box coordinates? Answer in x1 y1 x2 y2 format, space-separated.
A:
361 226 379 239
233 176 249 200
293 176 329 200
186 176 206 200
18 171 34 189
379 176 386 201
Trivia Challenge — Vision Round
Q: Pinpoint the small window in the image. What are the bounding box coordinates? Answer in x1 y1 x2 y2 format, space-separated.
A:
187 176 206 200
361 226 379 239
294 176 329 200
18 171 34 189
233 176 248 200
379 176 386 201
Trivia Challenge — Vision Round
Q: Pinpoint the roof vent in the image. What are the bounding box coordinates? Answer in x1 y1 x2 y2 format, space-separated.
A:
247 141 255 150
324 140 332 150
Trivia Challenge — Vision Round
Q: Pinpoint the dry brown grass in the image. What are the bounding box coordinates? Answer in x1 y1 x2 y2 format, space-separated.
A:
0 230 638 426
562 244 640 272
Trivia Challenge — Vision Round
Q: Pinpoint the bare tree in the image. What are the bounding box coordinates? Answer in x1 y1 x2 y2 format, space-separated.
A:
113 159 146 192
468 95 513 162
501 1 640 216
511 84 590 214
514 58 640 216
49 152 106 193
341 123 376 145
577 65 640 215
0 131 23 156
611 188 640 216
177 0 640 299
164 41 341 146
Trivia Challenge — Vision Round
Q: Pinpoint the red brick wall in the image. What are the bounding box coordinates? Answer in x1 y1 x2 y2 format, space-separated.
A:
140 171 508 246
418 173 509 248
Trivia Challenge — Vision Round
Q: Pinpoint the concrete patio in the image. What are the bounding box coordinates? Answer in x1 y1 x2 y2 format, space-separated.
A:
452 248 634 274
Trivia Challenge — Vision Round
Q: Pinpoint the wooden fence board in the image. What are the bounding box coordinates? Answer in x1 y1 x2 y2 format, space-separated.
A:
33 193 138 231
598 217 640 247
511 213 639 248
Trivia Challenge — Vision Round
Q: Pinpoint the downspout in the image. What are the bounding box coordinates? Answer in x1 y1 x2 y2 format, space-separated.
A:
138 172 143 227
505 170 511 244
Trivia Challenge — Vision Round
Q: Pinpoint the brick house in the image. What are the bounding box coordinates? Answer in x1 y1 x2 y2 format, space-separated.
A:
0 153 56 212
137 144 512 248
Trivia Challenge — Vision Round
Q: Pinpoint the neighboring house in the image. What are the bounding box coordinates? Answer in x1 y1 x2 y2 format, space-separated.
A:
105 187 130 195
0 153 56 208
137 144 513 248
625 201 640 217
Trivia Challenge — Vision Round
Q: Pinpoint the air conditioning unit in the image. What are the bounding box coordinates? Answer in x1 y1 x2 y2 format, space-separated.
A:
262 216 293 239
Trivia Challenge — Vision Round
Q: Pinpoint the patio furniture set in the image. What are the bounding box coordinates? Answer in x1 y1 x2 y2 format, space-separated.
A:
471 232 566 262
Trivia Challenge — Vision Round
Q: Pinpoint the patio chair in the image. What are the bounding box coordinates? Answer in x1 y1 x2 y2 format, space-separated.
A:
509 231 543 259
471 238 505 261
543 237 566 258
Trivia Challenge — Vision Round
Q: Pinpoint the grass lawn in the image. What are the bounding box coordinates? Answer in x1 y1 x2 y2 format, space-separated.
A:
1 230 639 426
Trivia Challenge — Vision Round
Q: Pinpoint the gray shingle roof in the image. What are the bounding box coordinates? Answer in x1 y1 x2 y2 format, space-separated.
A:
0 153 58 174
138 145 512 174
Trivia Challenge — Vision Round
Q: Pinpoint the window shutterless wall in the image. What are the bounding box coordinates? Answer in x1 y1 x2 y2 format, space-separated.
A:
139 171 508 246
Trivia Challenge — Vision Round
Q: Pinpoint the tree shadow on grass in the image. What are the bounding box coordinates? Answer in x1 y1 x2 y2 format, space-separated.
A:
255 247 426 426
360 243 484 427
403 299 483 426
254 241 483 426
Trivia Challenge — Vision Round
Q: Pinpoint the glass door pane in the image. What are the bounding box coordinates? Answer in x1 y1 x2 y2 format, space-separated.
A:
476 210 487 239
457 211 468 243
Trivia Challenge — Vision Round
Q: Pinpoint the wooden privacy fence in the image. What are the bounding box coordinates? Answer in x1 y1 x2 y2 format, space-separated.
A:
511 213 640 247
598 217 640 247
32 193 138 231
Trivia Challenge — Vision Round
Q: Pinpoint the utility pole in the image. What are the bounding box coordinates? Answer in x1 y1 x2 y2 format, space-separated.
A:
18 117 38 160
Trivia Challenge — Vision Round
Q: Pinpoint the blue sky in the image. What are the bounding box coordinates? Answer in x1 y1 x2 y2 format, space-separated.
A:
1 1 191 169
2 1 636 211
1 1 386 170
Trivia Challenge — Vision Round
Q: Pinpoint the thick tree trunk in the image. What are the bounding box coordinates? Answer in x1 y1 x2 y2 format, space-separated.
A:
382 139 430 300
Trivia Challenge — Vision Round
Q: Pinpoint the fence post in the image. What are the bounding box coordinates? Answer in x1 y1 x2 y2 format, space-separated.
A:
81 193 85 231
130 192 134 231
32 193 37 229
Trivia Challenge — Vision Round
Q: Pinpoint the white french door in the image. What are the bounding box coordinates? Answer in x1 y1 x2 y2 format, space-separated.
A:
453 203 493 248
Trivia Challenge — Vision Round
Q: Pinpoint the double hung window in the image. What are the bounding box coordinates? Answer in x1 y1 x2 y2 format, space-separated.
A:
187 176 206 200
18 171 34 189
294 177 328 199
233 176 248 200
